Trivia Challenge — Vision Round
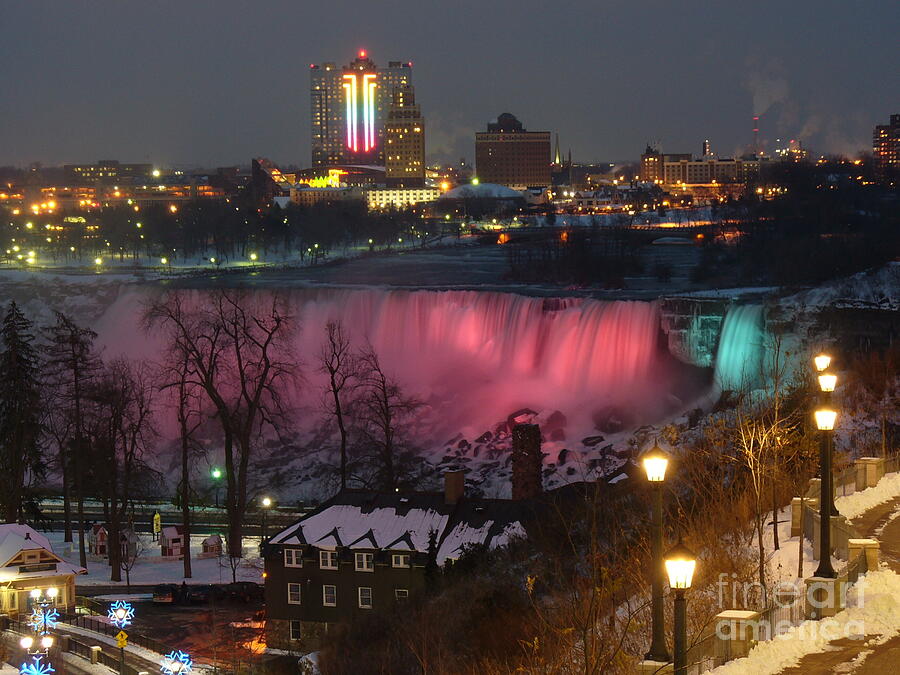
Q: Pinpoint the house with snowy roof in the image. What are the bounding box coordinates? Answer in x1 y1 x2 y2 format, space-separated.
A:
0 523 86 616
263 425 547 650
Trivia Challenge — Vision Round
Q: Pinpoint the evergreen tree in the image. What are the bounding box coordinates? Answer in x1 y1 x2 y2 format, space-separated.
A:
0 302 44 522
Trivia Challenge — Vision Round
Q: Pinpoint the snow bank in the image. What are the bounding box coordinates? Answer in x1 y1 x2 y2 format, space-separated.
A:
710 569 900 675
835 472 900 521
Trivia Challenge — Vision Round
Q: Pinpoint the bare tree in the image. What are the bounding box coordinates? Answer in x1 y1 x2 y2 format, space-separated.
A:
145 290 295 576
355 345 422 491
84 360 155 582
319 321 357 490
42 312 99 566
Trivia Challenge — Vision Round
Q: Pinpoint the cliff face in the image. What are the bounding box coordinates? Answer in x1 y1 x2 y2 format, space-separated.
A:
659 298 729 369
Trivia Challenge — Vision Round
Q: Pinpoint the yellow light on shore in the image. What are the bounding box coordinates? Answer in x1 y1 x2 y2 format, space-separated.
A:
664 542 697 589
818 373 837 393
160 257 168 265
94 257 102 265
814 354 831 372
815 409 838 431
249 252 258 261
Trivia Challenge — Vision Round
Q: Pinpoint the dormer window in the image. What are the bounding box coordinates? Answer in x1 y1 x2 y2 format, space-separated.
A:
391 554 410 568
319 550 338 570
284 548 303 568
354 552 374 572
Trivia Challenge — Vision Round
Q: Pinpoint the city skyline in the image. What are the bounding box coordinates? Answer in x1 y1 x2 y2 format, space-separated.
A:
1 0 897 168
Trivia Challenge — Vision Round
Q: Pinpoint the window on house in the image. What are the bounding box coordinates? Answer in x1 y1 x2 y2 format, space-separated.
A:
289 620 301 641
284 549 303 568
394 588 409 601
358 586 373 608
322 585 336 607
287 583 302 605
391 553 410 568
319 550 338 570
354 552 374 571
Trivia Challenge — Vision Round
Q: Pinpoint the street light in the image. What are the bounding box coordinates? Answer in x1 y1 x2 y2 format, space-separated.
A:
261 496 272 541
211 467 222 508
813 353 832 372
664 542 697 675
816 362 840 518
814 407 838 579
641 443 671 663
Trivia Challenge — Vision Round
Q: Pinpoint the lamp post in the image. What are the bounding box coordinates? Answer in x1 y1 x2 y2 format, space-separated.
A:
210 468 222 508
641 444 671 664
815 360 840 517
814 406 838 578
664 542 697 675
22 587 59 658
261 497 272 542
108 600 135 675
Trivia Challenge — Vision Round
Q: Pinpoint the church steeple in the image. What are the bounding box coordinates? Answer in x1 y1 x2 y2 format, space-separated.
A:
554 133 562 166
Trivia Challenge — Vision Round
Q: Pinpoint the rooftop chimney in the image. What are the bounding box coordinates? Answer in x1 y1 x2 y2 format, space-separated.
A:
511 424 543 500
444 469 465 505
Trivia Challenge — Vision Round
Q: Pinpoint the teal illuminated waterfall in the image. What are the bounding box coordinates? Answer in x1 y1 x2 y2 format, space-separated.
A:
714 305 765 390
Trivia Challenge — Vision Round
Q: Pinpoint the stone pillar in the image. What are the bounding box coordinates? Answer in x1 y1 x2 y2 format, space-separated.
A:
59 635 70 652
848 538 880 570
715 610 760 662
804 577 847 620
856 457 884 490
511 424 543 500
90 646 102 664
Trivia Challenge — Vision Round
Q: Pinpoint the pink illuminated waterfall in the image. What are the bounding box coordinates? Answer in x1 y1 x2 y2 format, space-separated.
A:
93 287 675 440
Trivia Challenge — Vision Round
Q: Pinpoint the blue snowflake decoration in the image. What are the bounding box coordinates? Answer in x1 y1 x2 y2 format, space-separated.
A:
160 650 193 675
108 600 135 628
28 607 59 634
20 656 54 675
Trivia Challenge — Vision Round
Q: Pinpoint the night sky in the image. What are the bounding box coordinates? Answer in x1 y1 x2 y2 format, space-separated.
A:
2 0 897 168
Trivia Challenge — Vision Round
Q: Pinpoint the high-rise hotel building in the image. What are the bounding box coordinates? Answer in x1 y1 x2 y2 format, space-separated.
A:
873 114 900 181
310 51 412 168
384 85 425 187
475 113 551 189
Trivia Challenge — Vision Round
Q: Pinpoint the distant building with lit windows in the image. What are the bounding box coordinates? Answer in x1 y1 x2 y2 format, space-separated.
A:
366 186 439 211
475 113 551 189
384 85 425 187
873 114 900 181
64 160 153 184
310 52 413 168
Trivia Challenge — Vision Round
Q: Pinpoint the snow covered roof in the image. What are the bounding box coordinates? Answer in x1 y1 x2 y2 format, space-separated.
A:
0 523 86 580
440 183 522 200
269 490 531 565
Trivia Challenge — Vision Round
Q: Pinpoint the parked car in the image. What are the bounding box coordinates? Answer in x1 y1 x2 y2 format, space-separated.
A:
186 584 228 604
225 582 263 603
152 584 178 604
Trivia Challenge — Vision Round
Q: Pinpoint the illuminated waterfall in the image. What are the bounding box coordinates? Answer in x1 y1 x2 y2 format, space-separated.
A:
713 305 765 391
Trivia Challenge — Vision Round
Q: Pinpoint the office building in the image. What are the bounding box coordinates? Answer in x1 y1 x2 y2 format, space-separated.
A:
639 147 691 182
310 51 413 168
384 85 425 187
64 160 154 184
475 113 551 189
873 114 900 181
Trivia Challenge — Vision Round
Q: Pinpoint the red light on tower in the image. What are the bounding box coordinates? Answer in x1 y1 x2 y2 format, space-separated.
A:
359 49 367 58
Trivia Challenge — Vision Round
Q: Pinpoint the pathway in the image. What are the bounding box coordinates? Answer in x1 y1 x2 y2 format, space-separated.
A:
773 495 900 674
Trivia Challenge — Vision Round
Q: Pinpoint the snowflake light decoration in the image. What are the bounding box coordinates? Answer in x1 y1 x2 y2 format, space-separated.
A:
20 655 55 675
160 650 193 675
28 607 59 634
107 600 135 628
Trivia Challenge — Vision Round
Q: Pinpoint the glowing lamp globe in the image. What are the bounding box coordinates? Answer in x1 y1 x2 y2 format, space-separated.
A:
815 409 838 431
30 589 41 599
814 354 831 372
262 497 272 508
664 542 697 590
641 444 670 483
46 588 58 599
818 373 837 393
40 636 53 650
20 637 33 649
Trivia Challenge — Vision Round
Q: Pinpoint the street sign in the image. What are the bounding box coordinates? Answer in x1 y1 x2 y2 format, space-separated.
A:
153 512 162 538
115 630 128 648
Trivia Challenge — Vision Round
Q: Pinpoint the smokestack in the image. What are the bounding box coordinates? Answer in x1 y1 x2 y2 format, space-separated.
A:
444 470 465 505
753 116 760 155
511 424 543 500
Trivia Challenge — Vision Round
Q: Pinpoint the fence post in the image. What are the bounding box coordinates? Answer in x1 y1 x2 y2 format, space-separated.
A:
90 646 102 664
856 457 883 490
848 538 880 570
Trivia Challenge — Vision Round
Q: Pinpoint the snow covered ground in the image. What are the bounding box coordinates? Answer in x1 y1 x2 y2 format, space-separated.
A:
709 569 900 675
48 532 264 586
